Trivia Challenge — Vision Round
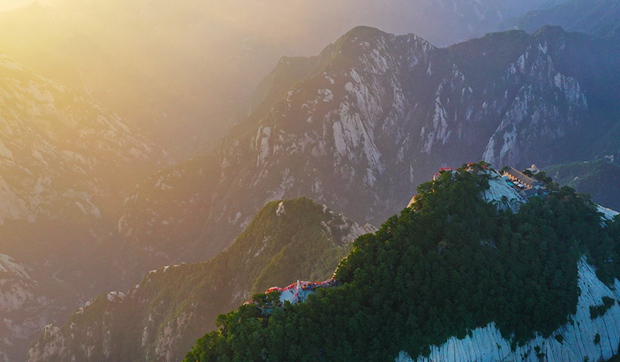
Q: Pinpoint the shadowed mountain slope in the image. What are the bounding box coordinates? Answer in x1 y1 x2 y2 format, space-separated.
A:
27 198 373 362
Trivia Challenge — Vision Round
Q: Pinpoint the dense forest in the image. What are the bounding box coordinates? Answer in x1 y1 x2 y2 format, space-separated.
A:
185 163 620 361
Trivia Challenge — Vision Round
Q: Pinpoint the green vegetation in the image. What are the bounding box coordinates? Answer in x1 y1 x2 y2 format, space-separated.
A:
544 160 620 212
608 352 620 361
590 296 617 319
28 197 358 361
185 162 620 362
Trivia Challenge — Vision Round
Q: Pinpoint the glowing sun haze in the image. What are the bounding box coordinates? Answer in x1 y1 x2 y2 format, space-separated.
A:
0 0 50 11
0 0 562 158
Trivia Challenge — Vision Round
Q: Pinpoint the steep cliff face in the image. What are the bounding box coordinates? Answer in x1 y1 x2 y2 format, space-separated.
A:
182 165 620 361
398 257 620 362
120 26 620 263
0 53 167 232
28 198 375 362
0 54 169 280
213 26 438 228
0 55 169 361
480 40 588 166
0 254 50 362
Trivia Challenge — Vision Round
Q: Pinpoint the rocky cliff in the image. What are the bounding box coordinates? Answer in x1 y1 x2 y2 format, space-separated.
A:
0 254 47 362
182 164 620 361
0 55 169 360
398 256 620 362
120 26 620 265
28 198 374 362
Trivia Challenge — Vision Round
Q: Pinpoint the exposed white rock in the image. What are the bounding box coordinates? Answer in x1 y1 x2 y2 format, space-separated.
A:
106 292 125 302
481 171 525 211
482 43 589 168
256 126 272 166
397 257 620 362
343 222 377 244
276 201 286 216
598 205 619 221
0 140 13 160
0 254 31 280
0 176 30 225
318 88 334 102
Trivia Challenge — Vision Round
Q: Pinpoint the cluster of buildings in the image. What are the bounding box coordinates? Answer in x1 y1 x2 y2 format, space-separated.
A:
502 165 547 199
245 278 340 312
407 163 548 208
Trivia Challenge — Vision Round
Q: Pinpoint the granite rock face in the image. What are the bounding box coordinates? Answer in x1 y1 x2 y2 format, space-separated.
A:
0 55 168 361
27 199 375 362
120 26 620 263
397 258 620 362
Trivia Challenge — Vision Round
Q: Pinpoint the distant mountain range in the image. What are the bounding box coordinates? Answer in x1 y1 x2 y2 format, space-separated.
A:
2 1 620 359
0 55 168 360
504 0 620 39
544 160 620 211
27 198 374 361
118 25 620 270
29 164 620 362
0 0 565 159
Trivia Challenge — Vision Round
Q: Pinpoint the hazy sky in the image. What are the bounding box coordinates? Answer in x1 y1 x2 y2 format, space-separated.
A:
0 0 32 11
0 0 562 157
0 0 51 11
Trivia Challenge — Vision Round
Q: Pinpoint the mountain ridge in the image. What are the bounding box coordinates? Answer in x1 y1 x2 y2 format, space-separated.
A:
0 54 170 361
544 160 620 211
185 164 620 361
503 0 620 40
120 25 620 267
28 198 375 362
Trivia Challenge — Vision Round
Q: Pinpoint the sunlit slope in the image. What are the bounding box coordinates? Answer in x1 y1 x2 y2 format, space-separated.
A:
0 54 167 251
0 54 168 360
0 54 166 222
28 198 374 362
0 254 48 362
0 0 564 158
0 0 311 158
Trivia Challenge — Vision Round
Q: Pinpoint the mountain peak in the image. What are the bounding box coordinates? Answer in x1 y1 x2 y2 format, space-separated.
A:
187 164 620 362
342 25 388 40
532 24 567 41
28 197 375 362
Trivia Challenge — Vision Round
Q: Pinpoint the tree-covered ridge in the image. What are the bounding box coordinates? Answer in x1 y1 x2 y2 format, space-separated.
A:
186 163 620 362
27 197 366 362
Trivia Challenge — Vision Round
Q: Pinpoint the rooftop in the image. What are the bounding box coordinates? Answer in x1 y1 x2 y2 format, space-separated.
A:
504 167 538 188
